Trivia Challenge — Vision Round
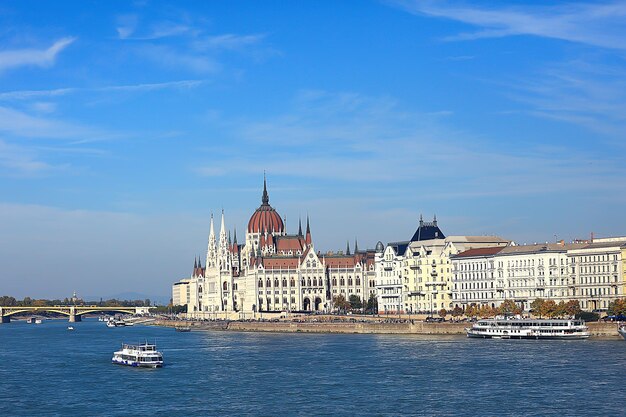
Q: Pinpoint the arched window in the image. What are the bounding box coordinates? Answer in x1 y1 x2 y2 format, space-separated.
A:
223 282 228 291
332 278 337 286
307 278 312 286
348 278 353 286
258 280 263 288
356 278 360 286
282 279 287 287
290 278 295 287
313 278 317 286
340 278 345 286
301 279 305 286
274 279 279 287
266 279 271 287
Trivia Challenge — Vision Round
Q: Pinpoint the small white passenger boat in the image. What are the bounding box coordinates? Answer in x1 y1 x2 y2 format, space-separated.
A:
467 318 590 340
618 325 626 341
112 343 164 368
67 326 74 331
105 318 127 327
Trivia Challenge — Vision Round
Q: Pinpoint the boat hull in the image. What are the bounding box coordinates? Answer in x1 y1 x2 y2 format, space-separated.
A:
467 332 589 340
618 328 626 341
111 358 162 368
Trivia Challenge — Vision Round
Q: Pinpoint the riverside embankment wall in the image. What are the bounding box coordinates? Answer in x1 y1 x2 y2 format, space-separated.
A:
153 320 623 338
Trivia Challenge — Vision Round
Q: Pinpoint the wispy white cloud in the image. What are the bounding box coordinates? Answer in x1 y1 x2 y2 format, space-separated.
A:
502 59 626 138
193 34 266 50
113 14 271 72
30 102 58 114
0 106 110 140
135 44 219 73
394 1 626 49
194 90 626 198
0 139 61 176
116 14 138 39
0 37 76 72
0 79 206 101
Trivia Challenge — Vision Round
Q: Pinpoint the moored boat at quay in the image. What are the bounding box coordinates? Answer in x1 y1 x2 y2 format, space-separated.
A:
467 318 590 340
618 325 626 341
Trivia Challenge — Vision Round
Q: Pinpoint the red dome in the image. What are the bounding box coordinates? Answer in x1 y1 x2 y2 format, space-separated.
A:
248 204 284 234
247 177 285 234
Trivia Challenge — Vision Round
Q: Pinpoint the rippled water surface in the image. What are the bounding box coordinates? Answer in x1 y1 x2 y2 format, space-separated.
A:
1 319 624 416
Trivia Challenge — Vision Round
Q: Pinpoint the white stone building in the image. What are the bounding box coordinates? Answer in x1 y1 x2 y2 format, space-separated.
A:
374 216 508 314
451 238 626 312
172 178 376 318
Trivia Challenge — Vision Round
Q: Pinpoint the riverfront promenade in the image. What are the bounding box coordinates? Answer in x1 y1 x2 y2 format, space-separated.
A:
151 318 623 338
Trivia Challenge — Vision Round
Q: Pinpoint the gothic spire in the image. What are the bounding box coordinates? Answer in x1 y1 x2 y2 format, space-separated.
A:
194 257 197 269
305 215 312 245
262 172 269 204
346 240 351 256
354 238 359 254
298 217 303 236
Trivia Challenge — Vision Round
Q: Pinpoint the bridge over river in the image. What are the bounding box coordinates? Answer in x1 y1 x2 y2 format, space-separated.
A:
0 306 151 323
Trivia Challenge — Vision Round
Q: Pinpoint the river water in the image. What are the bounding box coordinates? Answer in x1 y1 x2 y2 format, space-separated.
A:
0 319 624 416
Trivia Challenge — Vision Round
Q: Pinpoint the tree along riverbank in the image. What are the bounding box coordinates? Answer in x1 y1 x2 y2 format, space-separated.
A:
150 319 623 339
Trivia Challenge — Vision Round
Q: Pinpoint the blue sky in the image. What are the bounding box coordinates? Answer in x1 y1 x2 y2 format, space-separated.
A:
1 1 625 300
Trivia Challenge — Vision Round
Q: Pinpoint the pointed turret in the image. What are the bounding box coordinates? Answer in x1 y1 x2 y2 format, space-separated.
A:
433 214 437 227
217 210 231 271
346 240 351 255
419 214 424 227
262 172 269 205
197 257 202 269
232 228 238 252
206 213 217 268
298 217 303 236
194 257 197 270
305 215 312 245
354 238 359 254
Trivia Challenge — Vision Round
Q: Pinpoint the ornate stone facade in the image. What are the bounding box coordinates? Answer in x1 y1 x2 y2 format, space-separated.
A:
451 237 626 312
173 178 375 317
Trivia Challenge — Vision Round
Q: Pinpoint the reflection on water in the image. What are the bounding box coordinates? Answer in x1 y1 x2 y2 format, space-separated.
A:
0 319 624 416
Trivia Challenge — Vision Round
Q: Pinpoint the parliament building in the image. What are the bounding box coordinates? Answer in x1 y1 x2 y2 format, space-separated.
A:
172 177 377 318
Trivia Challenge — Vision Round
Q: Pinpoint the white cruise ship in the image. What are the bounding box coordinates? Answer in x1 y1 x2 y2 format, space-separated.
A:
112 343 164 368
467 318 590 340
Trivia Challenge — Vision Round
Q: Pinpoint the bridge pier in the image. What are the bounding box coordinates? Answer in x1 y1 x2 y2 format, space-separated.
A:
1 315 9 324
68 313 82 322
69 306 81 322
